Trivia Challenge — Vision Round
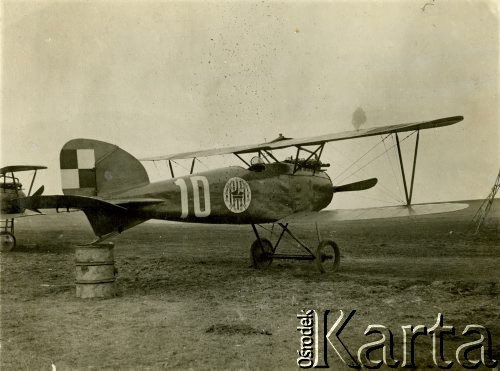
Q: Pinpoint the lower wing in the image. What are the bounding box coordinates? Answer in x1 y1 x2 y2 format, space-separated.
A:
279 202 469 224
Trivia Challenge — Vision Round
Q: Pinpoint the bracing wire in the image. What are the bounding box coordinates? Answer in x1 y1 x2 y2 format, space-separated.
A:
382 135 399 188
336 131 416 185
333 134 391 182
382 135 404 203
195 157 210 170
330 143 403 203
171 160 190 172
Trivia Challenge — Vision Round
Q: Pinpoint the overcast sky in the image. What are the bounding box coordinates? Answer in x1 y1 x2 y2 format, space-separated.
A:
2 1 498 209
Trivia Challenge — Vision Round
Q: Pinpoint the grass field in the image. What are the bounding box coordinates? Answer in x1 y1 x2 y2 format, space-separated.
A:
1 200 498 369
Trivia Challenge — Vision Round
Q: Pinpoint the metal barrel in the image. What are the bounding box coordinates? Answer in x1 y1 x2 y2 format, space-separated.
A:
75 242 116 298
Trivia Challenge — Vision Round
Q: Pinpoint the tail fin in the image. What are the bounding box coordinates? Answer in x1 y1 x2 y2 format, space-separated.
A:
60 139 149 197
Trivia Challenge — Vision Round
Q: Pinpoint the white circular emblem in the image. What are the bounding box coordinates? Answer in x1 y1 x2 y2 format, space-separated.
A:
223 177 251 213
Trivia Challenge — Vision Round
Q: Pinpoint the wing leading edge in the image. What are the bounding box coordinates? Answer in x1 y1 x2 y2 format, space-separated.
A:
279 202 469 224
140 116 463 161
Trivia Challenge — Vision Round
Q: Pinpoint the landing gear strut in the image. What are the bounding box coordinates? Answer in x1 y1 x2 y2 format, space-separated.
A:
250 223 340 272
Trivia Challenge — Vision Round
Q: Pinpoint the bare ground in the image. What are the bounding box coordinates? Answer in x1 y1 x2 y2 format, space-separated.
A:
0 200 498 370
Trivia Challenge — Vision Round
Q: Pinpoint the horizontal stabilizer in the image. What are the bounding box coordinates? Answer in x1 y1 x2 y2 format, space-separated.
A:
107 198 165 207
333 178 378 192
20 195 126 213
1 210 46 219
280 202 469 224
20 195 148 238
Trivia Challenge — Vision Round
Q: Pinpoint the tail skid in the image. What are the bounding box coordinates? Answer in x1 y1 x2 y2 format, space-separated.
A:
79 231 120 246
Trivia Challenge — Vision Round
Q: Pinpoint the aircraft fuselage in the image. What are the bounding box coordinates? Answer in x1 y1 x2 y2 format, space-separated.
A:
112 162 334 224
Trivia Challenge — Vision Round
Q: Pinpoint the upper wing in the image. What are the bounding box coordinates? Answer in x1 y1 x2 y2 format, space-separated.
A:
0 165 47 175
140 116 463 161
279 202 469 224
140 143 272 161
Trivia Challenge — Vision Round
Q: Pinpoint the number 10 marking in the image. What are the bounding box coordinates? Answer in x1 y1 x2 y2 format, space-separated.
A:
174 176 211 218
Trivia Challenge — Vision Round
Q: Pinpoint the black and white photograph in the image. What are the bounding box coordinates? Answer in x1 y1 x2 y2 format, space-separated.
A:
1 1 498 369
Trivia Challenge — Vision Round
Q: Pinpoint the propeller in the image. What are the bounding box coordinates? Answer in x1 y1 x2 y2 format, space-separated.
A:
332 178 378 193
29 185 45 213
32 185 45 197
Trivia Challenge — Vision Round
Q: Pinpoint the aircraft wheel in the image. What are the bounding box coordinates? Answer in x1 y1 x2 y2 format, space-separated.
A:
0 232 16 252
251 238 273 268
315 240 340 273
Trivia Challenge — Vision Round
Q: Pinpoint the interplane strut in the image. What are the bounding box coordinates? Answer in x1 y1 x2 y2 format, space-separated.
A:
394 130 420 205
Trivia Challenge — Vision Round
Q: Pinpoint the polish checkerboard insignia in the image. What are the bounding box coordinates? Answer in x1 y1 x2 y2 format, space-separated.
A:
60 149 96 190
223 177 251 213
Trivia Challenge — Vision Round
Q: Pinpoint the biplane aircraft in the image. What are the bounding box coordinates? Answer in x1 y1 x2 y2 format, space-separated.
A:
0 166 46 250
5 116 468 272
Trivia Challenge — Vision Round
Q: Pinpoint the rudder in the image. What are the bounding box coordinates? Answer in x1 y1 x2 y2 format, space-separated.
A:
60 139 149 197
